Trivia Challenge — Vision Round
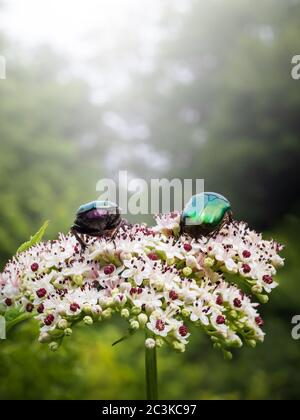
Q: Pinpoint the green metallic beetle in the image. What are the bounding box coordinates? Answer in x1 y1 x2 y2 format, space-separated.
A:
180 192 233 239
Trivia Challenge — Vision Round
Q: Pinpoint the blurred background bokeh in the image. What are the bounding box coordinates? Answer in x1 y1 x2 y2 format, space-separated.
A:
0 0 300 400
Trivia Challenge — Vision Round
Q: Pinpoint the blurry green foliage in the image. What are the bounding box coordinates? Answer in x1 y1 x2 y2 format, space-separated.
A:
0 47 104 265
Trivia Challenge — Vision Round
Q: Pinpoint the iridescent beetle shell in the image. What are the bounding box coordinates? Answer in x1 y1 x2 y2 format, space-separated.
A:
180 192 232 239
71 201 122 247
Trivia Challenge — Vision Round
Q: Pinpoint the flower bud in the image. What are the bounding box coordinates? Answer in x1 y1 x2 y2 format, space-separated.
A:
111 288 120 297
57 319 69 330
120 252 132 261
38 333 51 343
204 257 215 268
113 294 126 306
91 304 102 316
251 284 263 294
49 342 59 352
99 296 113 308
226 337 242 348
83 316 93 326
121 308 130 318
145 338 156 349
155 338 164 348
167 257 176 266
152 279 164 291
83 304 92 314
64 328 73 337
172 341 186 352
120 282 132 293
183 267 193 277
181 308 190 318
257 294 269 304
131 306 142 315
138 313 148 326
186 256 198 268
246 339 257 348
223 350 233 361
105 297 114 307
102 308 113 319
130 320 140 330
145 303 156 314
229 310 238 319
73 275 83 286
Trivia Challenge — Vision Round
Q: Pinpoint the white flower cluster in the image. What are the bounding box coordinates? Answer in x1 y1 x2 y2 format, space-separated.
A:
0 214 284 358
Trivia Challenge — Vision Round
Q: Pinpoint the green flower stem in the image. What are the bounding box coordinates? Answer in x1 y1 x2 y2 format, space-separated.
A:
145 332 158 400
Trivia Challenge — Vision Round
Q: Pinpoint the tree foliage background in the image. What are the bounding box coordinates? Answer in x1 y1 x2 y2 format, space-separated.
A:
0 0 299 400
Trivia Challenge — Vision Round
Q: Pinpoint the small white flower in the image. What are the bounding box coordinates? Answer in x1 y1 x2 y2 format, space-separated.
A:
132 287 162 311
121 258 152 286
62 261 91 277
189 300 211 325
147 311 173 337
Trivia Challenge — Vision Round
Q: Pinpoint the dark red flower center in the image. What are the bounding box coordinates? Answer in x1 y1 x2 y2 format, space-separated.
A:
184 243 192 252
242 264 251 274
92 280 100 290
44 314 55 326
104 265 115 275
234 298 242 308
255 316 264 327
155 319 165 331
169 290 179 300
5 298 12 306
263 275 273 284
148 252 158 261
242 250 251 259
31 263 39 272
216 295 223 305
37 304 44 314
216 315 226 325
26 303 34 313
36 288 47 298
130 287 137 295
70 303 80 312
179 325 188 337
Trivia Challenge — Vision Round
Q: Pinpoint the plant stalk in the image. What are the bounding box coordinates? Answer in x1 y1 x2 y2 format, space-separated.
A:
145 332 158 400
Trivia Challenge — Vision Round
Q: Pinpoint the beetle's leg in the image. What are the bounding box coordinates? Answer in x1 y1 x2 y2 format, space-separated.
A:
109 219 123 248
71 228 87 251
227 211 239 229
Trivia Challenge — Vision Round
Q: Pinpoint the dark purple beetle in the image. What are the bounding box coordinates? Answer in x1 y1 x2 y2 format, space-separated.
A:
71 200 123 249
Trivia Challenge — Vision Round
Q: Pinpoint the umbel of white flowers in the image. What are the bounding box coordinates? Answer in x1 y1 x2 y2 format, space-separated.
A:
0 213 284 359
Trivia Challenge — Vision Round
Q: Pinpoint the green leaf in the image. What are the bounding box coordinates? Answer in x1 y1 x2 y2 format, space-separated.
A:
4 307 34 333
17 220 50 254
4 307 23 323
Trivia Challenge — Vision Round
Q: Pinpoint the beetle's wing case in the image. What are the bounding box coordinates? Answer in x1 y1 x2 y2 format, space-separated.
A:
76 200 118 215
200 193 231 226
182 192 231 227
182 194 207 226
76 201 97 215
